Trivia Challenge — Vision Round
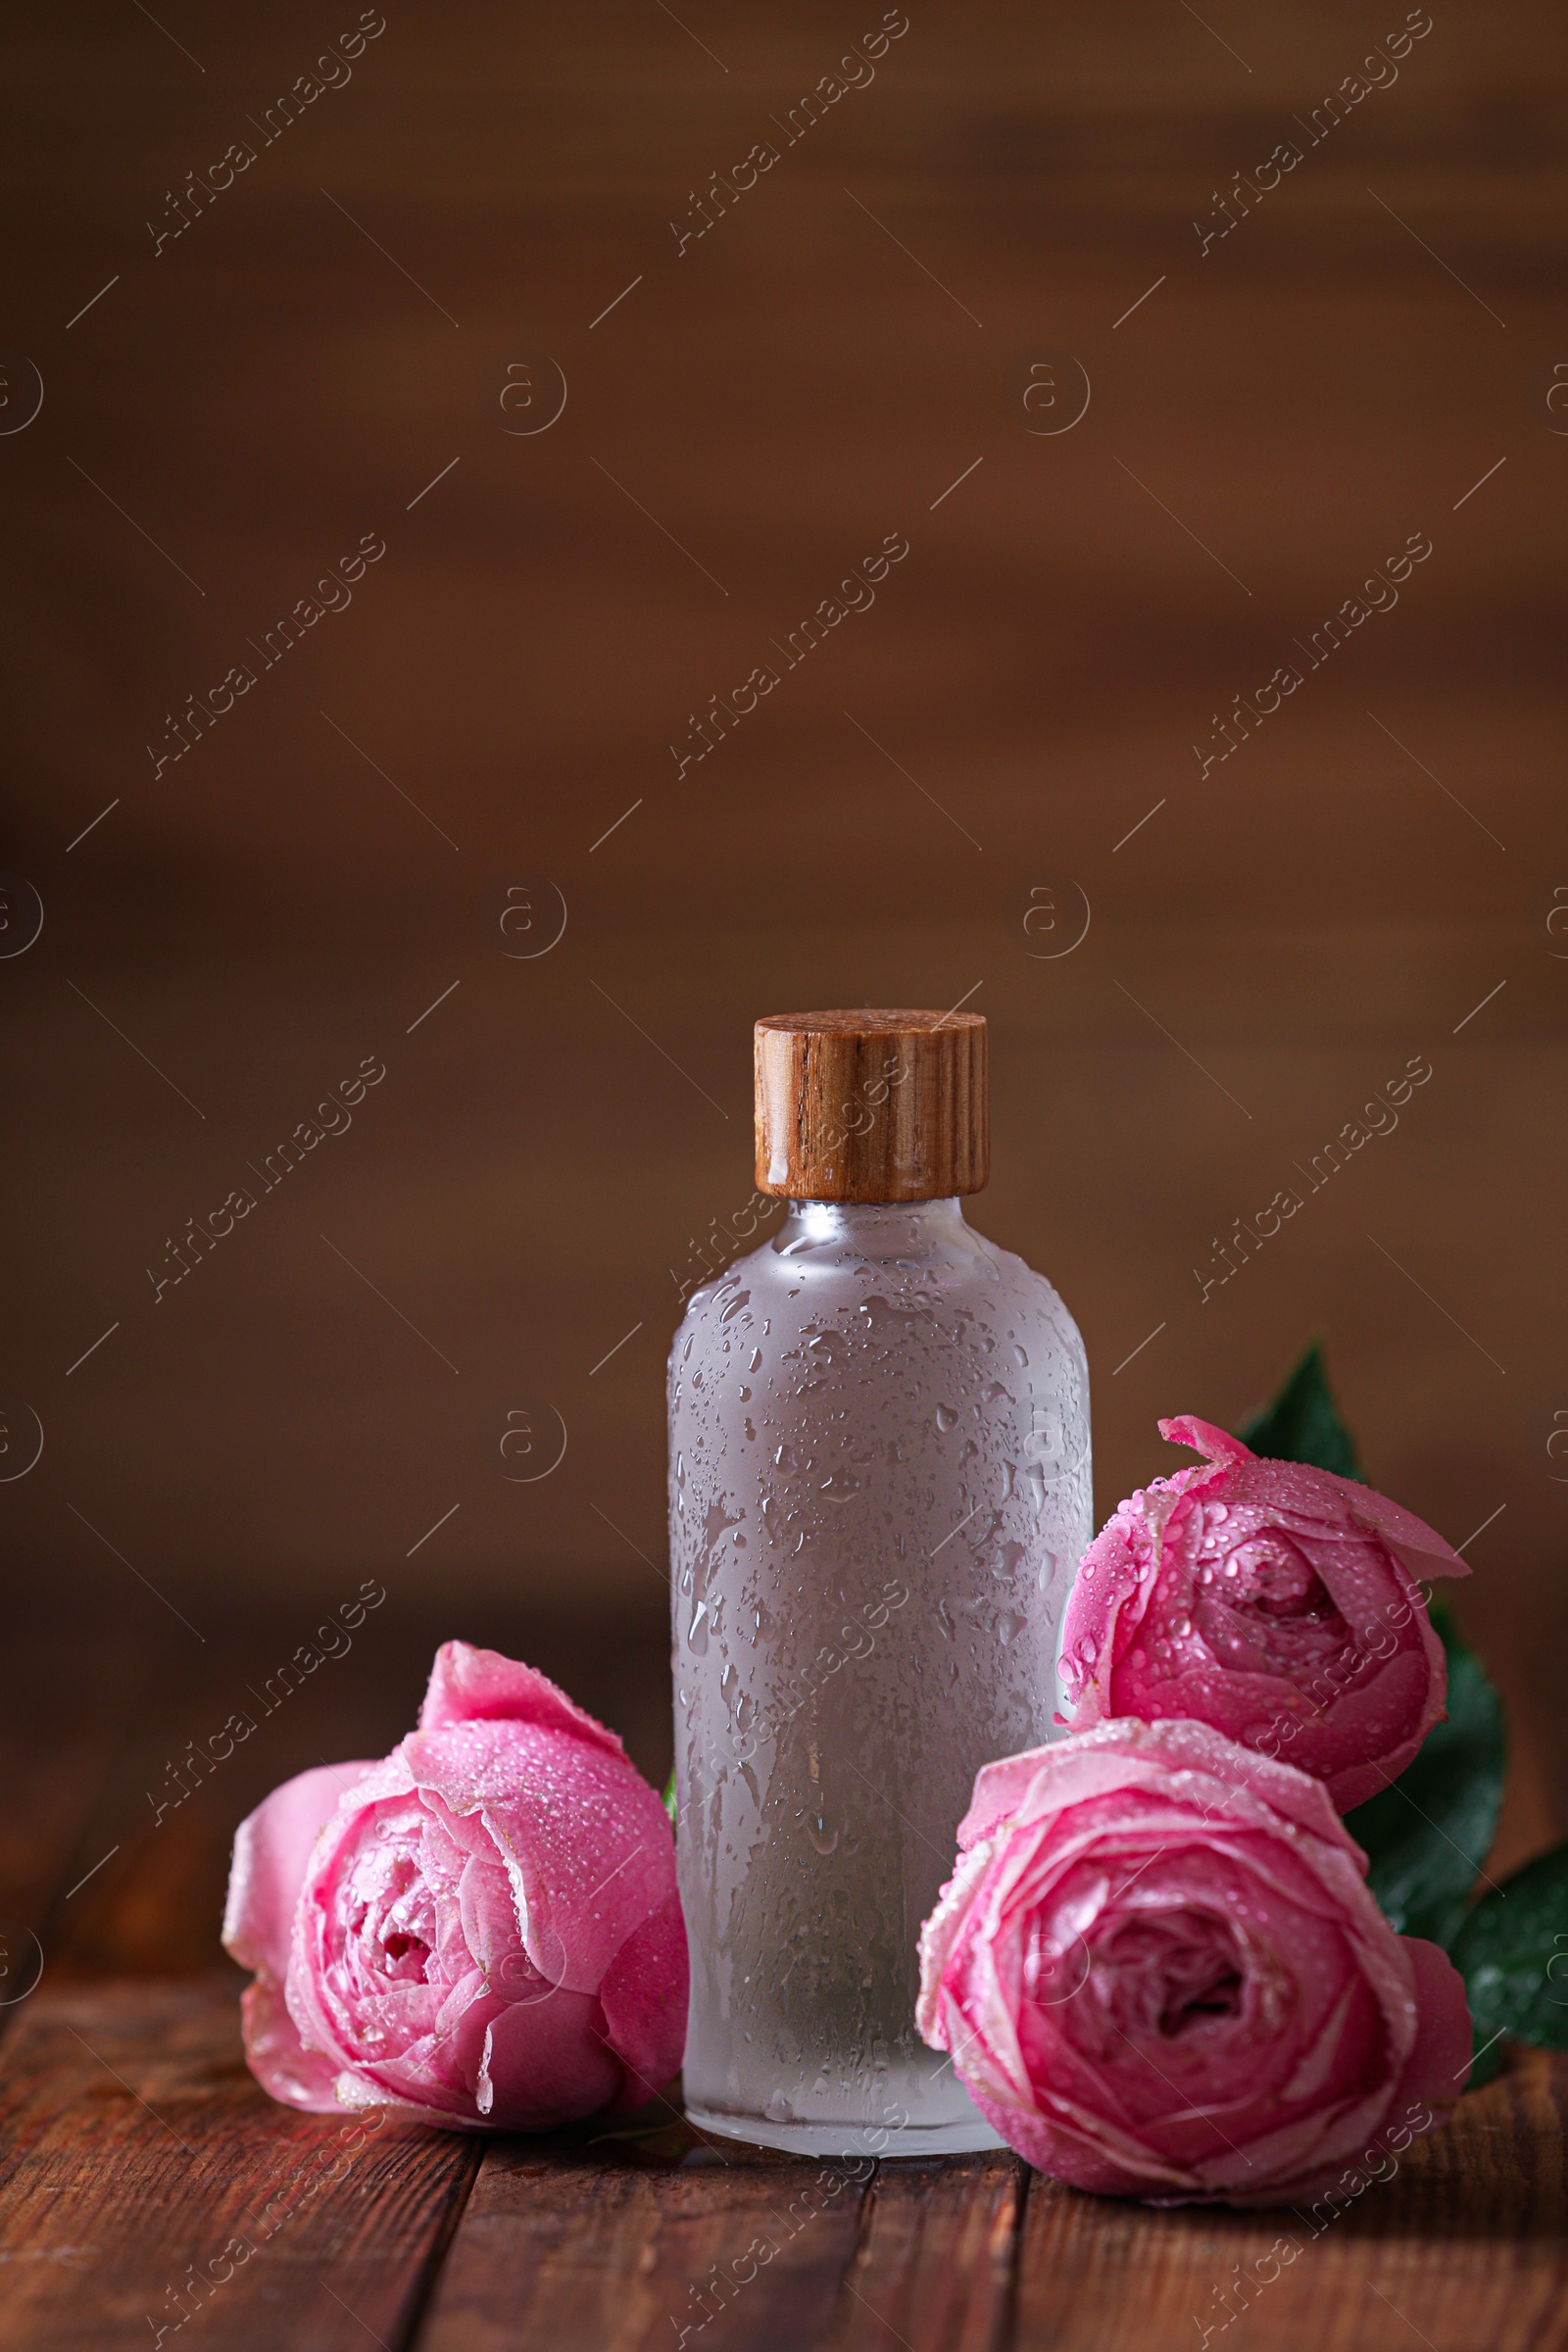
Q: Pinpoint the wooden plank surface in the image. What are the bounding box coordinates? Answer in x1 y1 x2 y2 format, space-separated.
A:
2 0 1566 2336
2 1972 1563 2351
0 1614 169 2046
0 1975 478 2352
818 2150 1023 2352
417 2133 870 2352
1014 2046 1568 2352
2 1610 1564 2352
416 2144 1024 2352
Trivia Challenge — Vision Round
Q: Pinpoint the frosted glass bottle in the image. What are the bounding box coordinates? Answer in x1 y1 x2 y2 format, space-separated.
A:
668 1011 1092 2156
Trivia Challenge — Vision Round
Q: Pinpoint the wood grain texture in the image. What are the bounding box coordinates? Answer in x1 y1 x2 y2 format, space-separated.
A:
4 2008 1563 2352
0 1614 169 2037
416 2132 870 2352
0 1609 1565 2352
4 0 1568 2300
0 1976 478 2352
754 1009 988 1200
2 3 1564 1760
1012 2046 1568 2352
818 2150 1024 2352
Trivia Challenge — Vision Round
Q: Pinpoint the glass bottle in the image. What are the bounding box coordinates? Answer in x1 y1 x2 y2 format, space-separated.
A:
668 1010 1092 2155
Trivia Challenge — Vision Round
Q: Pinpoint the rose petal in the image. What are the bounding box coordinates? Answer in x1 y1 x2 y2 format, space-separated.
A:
918 1717 1471 2207
236 1977 343 2114
1060 1418 1464 1813
598 1892 690 2111
222 1760 377 1982
471 1990 622 2129
1390 1935 1473 2113
1157 1415 1254 1471
223 1760 376 2111
417 1640 627 1760
227 1645 686 2134
401 1718 674 1995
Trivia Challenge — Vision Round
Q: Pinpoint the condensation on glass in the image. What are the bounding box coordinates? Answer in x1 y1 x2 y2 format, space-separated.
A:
669 1183 1091 2156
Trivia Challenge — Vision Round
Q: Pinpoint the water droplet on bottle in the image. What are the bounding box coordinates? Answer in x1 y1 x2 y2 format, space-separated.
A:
667 1175 1094 2137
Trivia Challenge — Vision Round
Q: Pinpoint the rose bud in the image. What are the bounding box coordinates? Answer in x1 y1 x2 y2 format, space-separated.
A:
1057 1415 1468 1811
916 1717 1471 2205
222 1641 687 2131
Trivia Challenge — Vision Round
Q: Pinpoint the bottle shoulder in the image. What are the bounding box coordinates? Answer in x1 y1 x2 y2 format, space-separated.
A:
667 1218 1087 1380
668 1229 780 1344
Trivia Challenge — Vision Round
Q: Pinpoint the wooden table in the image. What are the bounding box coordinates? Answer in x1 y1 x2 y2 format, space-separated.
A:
3 1604 1564 2351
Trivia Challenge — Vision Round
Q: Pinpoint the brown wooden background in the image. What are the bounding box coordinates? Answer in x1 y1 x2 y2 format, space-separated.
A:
1 0 1565 1861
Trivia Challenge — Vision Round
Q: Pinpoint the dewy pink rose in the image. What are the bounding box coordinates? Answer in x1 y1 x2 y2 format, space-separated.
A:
222 1642 686 2131
1058 1415 1468 1810
916 1718 1471 2205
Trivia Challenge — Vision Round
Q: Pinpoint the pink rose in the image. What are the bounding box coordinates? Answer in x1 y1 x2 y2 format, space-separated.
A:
1058 1415 1468 1810
222 1641 687 2131
916 1717 1471 2205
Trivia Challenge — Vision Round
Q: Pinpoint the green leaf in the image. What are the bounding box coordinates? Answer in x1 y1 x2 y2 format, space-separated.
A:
1449 1841 1568 2069
1342 1617 1506 1946
662 1766 677 1829
1237 1340 1363 1481
1465 2032 1507 2090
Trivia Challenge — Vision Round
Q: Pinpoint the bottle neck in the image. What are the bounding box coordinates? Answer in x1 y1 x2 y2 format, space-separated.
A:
776 1197 970 1259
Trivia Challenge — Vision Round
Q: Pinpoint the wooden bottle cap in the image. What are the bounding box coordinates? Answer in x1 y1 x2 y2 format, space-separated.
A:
754 1009 988 1201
